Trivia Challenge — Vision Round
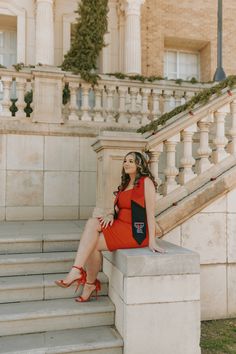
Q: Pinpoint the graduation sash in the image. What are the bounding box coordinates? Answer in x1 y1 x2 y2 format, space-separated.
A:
114 177 147 245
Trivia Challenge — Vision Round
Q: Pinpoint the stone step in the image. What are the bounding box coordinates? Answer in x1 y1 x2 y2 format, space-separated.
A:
0 272 108 303
0 297 115 336
0 220 86 254
0 326 123 354
0 252 76 276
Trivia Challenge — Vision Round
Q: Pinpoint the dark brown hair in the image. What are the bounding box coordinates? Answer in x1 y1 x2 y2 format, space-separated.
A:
116 151 158 192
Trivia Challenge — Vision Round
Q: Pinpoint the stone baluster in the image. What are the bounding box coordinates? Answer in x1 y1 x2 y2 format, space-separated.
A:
106 85 116 123
141 88 151 124
151 88 161 120
212 106 230 163
1 76 12 117
15 77 27 118
147 143 164 198
229 100 236 156
163 134 180 195
81 84 92 121
129 87 139 124
184 90 195 103
163 90 174 113
174 91 185 108
93 86 104 122
68 82 79 121
178 124 197 184
196 115 214 174
118 86 128 124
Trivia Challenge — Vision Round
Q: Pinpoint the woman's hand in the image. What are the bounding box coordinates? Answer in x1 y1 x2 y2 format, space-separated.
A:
98 214 114 228
149 238 167 253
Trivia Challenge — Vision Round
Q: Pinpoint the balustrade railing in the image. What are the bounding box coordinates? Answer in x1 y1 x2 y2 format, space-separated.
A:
146 89 236 198
0 67 211 125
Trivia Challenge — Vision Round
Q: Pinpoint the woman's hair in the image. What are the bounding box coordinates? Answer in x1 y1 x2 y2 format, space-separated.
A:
117 151 158 192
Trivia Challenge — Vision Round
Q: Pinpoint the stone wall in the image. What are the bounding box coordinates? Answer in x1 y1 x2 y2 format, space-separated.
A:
164 192 236 320
0 134 97 220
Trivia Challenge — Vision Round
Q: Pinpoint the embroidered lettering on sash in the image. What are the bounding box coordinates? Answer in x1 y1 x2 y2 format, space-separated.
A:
134 222 145 234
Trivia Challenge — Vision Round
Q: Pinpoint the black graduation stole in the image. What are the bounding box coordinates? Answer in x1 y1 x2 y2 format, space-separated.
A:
130 177 147 245
114 177 147 245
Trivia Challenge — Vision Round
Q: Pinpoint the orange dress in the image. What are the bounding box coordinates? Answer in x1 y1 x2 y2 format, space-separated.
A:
101 188 149 251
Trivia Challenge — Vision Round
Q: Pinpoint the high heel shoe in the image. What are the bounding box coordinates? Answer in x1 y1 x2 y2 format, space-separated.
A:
75 279 101 302
55 266 87 291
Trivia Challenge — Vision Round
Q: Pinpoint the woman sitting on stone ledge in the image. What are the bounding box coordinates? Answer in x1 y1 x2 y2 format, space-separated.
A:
55 151 165 302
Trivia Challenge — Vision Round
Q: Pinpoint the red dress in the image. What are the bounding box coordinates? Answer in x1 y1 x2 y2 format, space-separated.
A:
101 188 149 251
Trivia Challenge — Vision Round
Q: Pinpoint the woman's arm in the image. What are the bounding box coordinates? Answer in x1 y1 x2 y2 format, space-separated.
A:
144 178 166 253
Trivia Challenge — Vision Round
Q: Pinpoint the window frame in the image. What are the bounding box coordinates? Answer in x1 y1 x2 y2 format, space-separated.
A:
164 49 200 81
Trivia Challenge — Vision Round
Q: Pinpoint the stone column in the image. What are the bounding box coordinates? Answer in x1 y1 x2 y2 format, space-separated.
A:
124 0 144 75
35 0 54 65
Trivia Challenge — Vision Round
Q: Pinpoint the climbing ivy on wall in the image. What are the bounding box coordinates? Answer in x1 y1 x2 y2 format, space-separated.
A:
61 0 108 84
137 75 236 134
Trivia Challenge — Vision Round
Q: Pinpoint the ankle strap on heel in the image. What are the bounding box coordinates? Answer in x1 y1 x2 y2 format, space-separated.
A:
72 266 87 285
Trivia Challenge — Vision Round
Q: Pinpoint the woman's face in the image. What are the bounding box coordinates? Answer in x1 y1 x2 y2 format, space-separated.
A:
123 154 137 175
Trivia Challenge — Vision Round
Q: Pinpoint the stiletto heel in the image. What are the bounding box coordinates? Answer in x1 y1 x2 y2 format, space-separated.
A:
75 279 101 303
55 266 87 290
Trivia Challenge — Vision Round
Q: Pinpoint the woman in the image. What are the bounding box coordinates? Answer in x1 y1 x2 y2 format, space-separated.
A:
55 151 165 302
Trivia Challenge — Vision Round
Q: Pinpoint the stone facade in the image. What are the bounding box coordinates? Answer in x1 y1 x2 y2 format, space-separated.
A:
1 1 236 80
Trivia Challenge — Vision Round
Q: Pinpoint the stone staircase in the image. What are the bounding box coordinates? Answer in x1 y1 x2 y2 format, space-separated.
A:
0 221 123 354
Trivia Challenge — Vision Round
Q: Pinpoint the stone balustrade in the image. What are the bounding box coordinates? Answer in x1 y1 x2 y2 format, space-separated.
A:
92 89 236 214
0 66 210 126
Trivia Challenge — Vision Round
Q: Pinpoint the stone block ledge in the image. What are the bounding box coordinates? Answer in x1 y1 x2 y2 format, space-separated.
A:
103 240 200 277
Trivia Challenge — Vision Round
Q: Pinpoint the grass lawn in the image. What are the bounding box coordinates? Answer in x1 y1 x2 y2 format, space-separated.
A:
201 318 236 354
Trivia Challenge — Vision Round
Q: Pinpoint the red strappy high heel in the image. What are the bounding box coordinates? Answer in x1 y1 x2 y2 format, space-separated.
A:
55 266 87 292
75 279 101 302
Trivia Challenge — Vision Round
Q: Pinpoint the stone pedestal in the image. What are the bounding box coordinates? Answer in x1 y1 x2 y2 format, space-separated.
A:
103 240 201 354
92 131 146 213
32 68 64 124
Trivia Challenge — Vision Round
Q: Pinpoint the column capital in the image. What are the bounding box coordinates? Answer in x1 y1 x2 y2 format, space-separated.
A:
35 0 54 4
124 0 145 16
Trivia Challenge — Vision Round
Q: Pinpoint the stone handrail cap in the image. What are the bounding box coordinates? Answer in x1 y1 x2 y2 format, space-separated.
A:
103 240 200 277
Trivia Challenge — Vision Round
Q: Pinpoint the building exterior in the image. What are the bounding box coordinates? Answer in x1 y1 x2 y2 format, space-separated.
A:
1 0 236 81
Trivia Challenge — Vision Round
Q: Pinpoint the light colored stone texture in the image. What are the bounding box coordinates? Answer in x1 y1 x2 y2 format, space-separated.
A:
200 264 227 320
0 208 5 221
44 136 80 171
124 301 200 354
0 170 6 206
79 171 96 206
201 195 227 213
0 297 114 336
0 135 6 170
6 207 43 221
79 137 97 172
7 135 44 170
0 327 122 354
227 264 236 316
103 258 124 299
108 284 124 338
103 240 200 277
227 188 236 212
44 206 78 220
226 214 236 263
124 274 200 305
44 172 79 206
79 206 94 219
6 171 44 206
181 213 227 264
163 226 181 246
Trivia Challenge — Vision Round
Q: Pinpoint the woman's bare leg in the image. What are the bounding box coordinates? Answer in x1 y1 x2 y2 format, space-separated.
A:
78 234 108 299
62 218 105 284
